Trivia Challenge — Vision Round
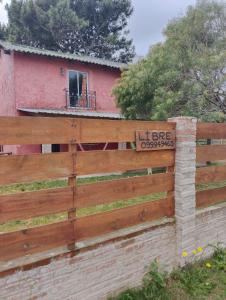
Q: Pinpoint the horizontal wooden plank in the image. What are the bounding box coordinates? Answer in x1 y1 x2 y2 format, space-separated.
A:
0 187 73 223
77 149 175 175
0 221 74 261
0 116 77 145
197 123 226 139
76 198 174 240
0 117 176 144
196 145 226 162
196 165 226 184
77 173 174 208
77 119 176 143
196 186 226 208
0 153 73 185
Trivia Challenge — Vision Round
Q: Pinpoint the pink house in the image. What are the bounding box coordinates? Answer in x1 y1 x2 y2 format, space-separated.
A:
0 40 126 154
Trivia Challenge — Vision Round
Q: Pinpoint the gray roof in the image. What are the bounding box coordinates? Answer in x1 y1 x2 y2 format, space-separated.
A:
0 40 127 70
18 108 123 119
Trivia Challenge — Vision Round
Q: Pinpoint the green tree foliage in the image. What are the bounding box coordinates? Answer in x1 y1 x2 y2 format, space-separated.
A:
6 0 84 50
114 0 226 120
5 0 135 62
69 0 135 62
0 24 6 40
0 0 6 40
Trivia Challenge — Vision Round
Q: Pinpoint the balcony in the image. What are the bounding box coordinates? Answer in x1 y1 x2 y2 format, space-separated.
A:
65 90 96 110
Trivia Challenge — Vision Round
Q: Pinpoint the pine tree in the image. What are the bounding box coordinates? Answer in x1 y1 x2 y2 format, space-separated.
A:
5 0 135 62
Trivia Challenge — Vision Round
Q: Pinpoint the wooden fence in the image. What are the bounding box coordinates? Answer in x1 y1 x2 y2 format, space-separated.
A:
0 117 175 262
196 123 226 208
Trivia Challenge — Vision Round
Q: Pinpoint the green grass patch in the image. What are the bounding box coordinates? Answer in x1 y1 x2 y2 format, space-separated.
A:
77 192 165 217
0 212 68 233
0 192 165 233
109 247 226 300
0 171 149 195
0 179 68 195
197 180 226 191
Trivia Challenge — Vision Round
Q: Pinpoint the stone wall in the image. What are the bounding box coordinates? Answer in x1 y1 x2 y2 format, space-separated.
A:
196 203 226 255
0 221 176 300
0 203 226 300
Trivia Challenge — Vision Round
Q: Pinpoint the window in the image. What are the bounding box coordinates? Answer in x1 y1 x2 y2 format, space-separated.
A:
0 145 3 152
69 71 88 107
42 144 61 153
51 144 61 152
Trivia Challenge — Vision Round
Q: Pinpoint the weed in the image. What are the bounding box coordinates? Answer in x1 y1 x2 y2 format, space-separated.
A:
110 247 226 300
110 261 171 300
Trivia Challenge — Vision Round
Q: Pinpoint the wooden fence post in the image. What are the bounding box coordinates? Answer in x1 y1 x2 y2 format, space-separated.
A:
168 117 197 266
67 120 78 250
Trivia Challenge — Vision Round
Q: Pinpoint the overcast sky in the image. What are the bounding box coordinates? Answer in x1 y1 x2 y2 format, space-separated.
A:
0 0 197 56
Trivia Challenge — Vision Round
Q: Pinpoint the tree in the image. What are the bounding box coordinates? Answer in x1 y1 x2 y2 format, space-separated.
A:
0 0 6 40
69 0 134 62
6 0 87 50
0 24 6 40
5 0 135 62
114 0 226 120
114 43 184 120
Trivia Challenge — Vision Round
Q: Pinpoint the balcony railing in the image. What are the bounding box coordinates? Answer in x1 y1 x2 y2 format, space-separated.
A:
65 90 96 110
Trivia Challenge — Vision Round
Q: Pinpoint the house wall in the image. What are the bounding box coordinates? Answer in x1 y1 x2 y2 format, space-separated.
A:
0 51 121 155
14 52 121 113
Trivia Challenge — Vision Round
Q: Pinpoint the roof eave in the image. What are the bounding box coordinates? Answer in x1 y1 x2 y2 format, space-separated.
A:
18 108 124 120
0 40 128 70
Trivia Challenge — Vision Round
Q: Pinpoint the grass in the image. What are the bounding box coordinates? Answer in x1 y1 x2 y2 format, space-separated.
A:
0 170 166 233
0 172 146 195
109 247 226 300
197 180 226 191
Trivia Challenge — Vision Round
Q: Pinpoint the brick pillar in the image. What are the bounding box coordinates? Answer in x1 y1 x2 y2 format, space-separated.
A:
168 117 197 265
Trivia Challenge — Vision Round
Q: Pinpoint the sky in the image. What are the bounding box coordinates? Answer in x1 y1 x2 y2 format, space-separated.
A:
0 0 197 56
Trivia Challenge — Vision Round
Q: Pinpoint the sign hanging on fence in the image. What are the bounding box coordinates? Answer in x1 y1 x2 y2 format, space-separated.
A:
136 130 176 151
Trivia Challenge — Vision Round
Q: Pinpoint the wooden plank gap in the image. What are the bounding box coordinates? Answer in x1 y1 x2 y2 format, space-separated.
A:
166 166 175 215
